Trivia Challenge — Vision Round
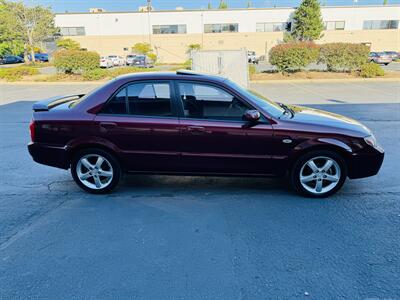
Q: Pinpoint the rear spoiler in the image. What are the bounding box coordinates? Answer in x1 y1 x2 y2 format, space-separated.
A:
32 94 85 112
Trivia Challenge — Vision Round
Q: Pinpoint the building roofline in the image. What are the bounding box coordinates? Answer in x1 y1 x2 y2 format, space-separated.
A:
55 4 400 15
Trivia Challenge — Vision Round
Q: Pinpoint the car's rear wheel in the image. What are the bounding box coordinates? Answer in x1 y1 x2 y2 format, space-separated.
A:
291 150 347 198
71 148 121 194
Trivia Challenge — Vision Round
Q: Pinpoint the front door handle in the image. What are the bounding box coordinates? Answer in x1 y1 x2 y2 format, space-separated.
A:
100 122 117 130
186 125 206 135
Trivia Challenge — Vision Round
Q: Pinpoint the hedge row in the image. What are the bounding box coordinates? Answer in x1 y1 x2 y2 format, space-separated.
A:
0 66 39 81
269 42 371 73
269 41 320 72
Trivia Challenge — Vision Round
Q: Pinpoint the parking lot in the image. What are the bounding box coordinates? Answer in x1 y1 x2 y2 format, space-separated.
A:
0 81 399 299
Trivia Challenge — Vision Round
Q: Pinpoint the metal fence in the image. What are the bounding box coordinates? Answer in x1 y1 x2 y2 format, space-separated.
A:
191 50 249 88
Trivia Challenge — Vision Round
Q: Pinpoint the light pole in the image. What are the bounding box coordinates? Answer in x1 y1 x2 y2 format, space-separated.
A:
147 0 152 47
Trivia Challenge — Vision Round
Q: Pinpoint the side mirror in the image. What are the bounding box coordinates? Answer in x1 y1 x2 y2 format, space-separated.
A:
243 110 261 122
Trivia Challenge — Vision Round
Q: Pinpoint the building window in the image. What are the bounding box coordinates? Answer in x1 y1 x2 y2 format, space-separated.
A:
256 22 288 32
60 27 86 36
363 20 399 30
152 25 187 34
204 23 238 33
324 21 345 30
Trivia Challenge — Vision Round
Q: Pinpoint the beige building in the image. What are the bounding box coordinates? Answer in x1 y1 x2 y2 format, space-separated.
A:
55 5 400 63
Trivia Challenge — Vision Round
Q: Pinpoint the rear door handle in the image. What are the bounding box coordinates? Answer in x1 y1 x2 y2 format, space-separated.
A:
100 122 117 130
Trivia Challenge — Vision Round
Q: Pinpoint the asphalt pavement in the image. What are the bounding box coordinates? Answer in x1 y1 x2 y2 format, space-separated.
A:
0 82 399 299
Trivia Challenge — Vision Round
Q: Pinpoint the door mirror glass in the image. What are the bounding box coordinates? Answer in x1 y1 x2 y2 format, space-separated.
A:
243 110 261 122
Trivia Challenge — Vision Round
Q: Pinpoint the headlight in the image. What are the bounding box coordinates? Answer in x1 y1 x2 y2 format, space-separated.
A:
364 135 377 148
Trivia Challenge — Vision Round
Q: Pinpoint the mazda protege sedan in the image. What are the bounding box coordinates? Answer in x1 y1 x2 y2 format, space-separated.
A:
28 71 384 197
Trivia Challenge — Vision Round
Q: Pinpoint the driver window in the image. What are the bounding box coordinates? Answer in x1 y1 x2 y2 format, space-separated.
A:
179 82 250 120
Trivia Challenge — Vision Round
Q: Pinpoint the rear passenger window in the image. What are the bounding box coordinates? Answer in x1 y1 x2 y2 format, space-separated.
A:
127 83 172 117
102 82 172 117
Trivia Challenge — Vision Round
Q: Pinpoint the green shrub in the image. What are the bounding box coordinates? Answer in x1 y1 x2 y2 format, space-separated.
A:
82 68 109 81
359 62 385 78
269 41 320 72
319 43 369 71
53 50 100 74
0 66 38 81
108 66 155 78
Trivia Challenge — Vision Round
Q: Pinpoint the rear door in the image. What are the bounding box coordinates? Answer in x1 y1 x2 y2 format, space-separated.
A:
174 80 277 175
95 80 181 172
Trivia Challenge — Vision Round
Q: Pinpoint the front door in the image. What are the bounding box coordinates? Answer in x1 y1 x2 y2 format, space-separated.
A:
175 81 277 175
95 80 181 172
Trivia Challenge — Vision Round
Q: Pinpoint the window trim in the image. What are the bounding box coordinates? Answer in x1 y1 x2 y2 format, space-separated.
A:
60 26 86 36
204 23 239 33
98 80 179 119
363 19 399 30
152 24 187 34
324 21 346 31
173 80 269 124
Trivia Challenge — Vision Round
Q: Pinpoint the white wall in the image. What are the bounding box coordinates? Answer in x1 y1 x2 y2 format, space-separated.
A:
55 6 400 36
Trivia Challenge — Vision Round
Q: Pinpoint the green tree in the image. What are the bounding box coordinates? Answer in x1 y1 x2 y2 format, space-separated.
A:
291 0 324 41
0 40 24 56
218 0 228 9
247 1 252 8
0 1 57 62
383 0 388 5
186 43 201 54
132 42 152 55
56 38 80 50
207 1 212 9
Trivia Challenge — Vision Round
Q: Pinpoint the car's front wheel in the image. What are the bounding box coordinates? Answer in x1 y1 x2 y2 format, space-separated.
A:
291 150 347 198
71 148 121 194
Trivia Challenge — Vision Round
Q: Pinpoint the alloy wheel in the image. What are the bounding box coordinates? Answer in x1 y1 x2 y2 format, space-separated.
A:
299 156 341 195
76 154 114 190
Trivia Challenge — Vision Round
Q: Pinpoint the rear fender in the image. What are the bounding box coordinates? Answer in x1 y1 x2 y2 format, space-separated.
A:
65 136 123 166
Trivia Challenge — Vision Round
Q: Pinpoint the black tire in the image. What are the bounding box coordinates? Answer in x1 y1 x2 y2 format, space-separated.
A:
290 150 347 198
71 148 121 194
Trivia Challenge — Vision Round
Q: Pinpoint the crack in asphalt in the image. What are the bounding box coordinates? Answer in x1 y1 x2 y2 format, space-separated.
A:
0 181 72 251
0 195 71 251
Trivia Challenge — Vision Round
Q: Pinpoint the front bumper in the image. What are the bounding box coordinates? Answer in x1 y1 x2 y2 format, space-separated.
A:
28 142 69 169
348 146 384 179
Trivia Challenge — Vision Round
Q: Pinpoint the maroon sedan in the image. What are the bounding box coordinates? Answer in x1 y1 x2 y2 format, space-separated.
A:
28 71 384 197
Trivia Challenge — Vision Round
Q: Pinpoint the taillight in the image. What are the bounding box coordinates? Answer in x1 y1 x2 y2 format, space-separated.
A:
29 120 35 142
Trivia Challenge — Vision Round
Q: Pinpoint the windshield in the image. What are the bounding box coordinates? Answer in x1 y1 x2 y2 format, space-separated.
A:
225 80 285 118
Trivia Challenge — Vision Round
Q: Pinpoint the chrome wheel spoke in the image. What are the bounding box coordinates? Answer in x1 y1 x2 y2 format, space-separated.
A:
95 157 104 168
99 170 113 178
301 174 315 183
81 158 93 170
315 180 323 193
93 176 102 188
79 172 92 181
325 174 339 182
321 159 333 172
307 160 319 173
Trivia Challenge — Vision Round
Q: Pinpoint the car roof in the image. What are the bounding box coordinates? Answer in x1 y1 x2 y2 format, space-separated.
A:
114 71 227 83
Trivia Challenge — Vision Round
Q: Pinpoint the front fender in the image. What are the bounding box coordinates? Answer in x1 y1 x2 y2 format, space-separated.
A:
287 137 353 169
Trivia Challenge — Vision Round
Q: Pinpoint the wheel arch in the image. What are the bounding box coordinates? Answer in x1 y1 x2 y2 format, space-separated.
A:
66 137 123 169
286 138 352 173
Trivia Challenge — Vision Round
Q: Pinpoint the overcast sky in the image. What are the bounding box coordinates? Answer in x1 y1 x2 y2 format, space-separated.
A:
24 0 400 12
